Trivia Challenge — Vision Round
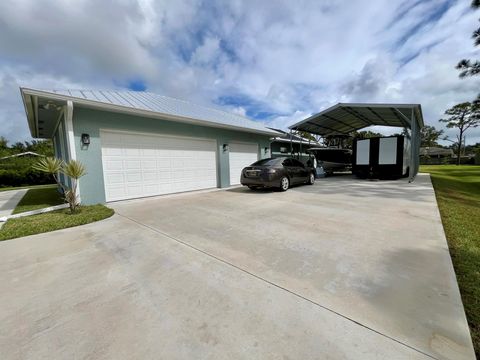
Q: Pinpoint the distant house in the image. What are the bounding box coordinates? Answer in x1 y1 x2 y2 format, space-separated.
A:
0 151 42 161
269 128 319 161
419 147 453 158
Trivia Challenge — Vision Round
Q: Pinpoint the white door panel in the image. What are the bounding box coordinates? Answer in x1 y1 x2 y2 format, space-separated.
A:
379 137 398 165
356 139 370 165
101 130 217 201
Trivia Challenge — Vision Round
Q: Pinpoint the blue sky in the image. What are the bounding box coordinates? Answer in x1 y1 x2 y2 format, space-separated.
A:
0 0 479 144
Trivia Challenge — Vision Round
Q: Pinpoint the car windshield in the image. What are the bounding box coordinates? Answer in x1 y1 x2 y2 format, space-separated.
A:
251 158 282 166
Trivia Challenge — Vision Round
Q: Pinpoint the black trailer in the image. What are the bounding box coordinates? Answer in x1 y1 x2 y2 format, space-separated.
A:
352 135 410 179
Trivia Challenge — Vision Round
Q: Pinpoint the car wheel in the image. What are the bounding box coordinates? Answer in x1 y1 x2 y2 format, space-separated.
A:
279 176 289 191
308 172 315 185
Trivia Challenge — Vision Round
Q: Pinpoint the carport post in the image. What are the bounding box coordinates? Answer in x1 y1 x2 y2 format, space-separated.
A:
290 129 293 155
299 135 302 161
409 108 420 182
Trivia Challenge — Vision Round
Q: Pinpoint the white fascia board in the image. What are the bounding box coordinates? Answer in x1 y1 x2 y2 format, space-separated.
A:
20 88 278 137
19 89 36 137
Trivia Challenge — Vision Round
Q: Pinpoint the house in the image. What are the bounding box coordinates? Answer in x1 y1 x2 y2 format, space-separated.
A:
0 151 42 161
268 128 319 162
20 88 279 204
419 147 453 158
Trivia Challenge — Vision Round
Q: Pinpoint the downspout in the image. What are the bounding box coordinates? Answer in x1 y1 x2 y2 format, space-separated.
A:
64 100 81 201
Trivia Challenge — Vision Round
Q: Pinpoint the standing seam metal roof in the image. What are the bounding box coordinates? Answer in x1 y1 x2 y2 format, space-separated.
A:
289 103 424 136
27 88 278 135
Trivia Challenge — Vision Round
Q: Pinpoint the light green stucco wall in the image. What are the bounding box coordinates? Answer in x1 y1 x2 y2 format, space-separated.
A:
72 107 271 204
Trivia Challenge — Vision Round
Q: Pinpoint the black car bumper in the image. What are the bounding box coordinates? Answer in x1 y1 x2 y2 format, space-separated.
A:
240 174 281 188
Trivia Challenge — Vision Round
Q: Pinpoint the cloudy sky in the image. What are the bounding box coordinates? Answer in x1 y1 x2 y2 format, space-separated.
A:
1 0 479 144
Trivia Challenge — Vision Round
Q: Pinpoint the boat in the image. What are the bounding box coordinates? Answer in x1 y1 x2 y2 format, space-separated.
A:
306 147 352 175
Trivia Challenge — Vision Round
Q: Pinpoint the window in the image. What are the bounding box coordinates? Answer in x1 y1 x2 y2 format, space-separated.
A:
252 158 282 166
280 146 288 153
291 159 305 167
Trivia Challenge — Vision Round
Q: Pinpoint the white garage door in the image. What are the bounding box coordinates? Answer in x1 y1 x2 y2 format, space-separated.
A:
229 142 258 185
101 130 217 202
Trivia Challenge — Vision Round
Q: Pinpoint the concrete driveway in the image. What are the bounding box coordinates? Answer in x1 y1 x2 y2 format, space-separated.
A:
0 174 474 359
0 189 27 228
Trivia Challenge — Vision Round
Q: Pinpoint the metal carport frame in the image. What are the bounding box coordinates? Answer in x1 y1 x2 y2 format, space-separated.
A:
288 103 424 182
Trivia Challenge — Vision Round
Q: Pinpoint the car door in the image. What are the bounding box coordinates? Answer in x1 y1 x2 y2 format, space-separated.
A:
291 159 308 183
282 158 297 183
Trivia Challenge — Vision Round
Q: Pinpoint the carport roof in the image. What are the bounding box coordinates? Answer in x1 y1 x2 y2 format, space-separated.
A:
289 103 424 136
20 88 280 138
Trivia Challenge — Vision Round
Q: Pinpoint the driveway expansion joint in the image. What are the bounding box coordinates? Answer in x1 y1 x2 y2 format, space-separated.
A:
116 211 439 360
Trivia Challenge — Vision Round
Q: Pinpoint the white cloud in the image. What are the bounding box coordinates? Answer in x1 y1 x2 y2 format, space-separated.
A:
0 0 479 145
230 106 247 117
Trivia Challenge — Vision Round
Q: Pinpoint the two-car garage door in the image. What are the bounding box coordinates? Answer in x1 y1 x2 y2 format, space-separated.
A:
101 130 217 202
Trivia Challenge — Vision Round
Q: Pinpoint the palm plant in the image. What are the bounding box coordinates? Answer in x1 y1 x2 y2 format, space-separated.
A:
33 157 65 191
33 157 87 213
62 160 86 213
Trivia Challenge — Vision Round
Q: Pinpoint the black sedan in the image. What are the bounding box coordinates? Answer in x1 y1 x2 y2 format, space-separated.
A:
240 157 315 191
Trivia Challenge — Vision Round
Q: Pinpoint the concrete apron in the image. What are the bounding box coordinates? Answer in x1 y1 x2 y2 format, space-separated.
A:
110 173 475 360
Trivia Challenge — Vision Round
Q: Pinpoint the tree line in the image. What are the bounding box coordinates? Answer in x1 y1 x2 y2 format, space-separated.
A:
0 136 54 158
442 0 480 165
0 137 54 188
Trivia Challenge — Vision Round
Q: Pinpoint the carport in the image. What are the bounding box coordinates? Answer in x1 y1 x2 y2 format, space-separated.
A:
288 103 424 182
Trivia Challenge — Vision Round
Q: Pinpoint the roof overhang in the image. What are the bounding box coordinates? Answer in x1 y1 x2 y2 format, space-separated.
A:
288 103 424 136
20 87 280 138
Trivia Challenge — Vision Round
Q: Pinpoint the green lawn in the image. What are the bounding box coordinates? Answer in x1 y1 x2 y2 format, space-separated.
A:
0 205 114 241
420 165 480 356
12 185 64 214
0 184 56 192
0 187 114 241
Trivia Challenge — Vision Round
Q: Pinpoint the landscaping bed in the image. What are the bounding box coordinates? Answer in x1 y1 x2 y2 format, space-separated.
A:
0 204 114 241
421 165 480 356
0 186 114 241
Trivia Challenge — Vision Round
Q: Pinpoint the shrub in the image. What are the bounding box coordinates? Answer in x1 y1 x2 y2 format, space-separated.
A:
0 168 52 187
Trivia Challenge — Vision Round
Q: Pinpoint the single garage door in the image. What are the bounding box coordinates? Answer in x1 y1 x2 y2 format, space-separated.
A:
101 130 217 201
229 142 258 185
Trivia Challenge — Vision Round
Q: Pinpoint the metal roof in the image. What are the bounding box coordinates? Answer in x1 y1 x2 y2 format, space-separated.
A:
289 103 424 136
0 151 42 160
267 127 318 143
20 88 279 137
